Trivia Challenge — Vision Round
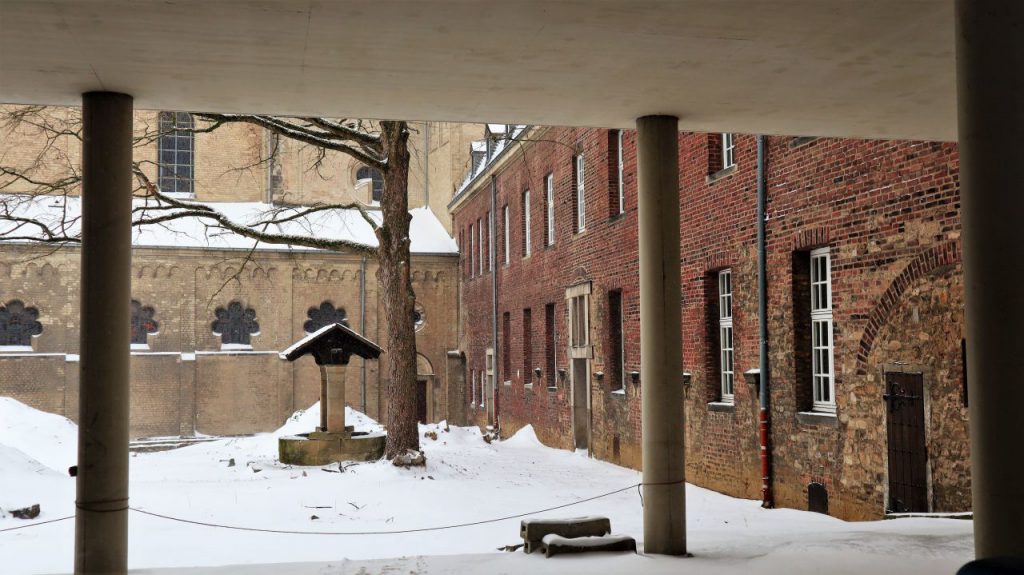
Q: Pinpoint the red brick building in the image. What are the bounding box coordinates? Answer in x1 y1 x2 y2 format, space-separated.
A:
448 126 968 521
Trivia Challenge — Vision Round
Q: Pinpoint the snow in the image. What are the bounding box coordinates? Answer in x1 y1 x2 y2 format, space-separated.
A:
0 194 457 254
0 397 974 574
541 533 633 547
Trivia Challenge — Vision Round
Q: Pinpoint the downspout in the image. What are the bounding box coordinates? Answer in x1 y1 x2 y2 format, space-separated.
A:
757 134 774 509
360 255 368 413
490 174 499 428
424 123 431 209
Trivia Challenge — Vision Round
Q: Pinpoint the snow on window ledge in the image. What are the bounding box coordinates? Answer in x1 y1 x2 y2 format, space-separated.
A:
130 343 150 351
0 345 35 353
220 343 254 352
610 388 626 397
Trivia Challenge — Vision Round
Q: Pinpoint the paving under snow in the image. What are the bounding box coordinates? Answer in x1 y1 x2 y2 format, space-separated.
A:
0 397 973 574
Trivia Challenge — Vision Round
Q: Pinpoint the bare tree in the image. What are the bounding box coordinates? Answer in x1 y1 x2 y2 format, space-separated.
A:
0 107 422 458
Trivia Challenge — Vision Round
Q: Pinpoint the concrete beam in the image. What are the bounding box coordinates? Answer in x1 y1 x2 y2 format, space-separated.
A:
75 91 133 574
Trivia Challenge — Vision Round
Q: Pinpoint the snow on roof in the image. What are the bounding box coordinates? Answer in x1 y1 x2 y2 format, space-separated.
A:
470 140 487 153
453 124 529 202
0 194 458 254
279 322 384 362
486 123 507 134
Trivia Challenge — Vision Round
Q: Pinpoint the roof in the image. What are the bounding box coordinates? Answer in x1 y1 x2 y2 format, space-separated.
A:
280 323 384 365
0 195 458 255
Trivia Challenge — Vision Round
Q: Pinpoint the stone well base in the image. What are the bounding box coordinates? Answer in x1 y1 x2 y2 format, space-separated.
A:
279 431 386 465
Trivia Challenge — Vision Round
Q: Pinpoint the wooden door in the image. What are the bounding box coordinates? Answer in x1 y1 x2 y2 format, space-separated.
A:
416 379 428 424
572 358 589 450
885 372 928 513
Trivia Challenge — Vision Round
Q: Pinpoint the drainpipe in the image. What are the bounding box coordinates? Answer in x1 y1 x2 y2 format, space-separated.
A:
360 255 368 413
490 174 499 428
757 134 774 509
424 123 430 209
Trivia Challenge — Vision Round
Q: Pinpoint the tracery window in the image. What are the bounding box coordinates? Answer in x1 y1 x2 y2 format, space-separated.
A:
0 300 43 348
157 112 195 196
130 299 160 346
211 301 260 348
304 301 349 334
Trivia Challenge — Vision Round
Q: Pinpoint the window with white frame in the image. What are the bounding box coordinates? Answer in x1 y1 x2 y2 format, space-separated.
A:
575 154 586 232
546 173 555 246
522 190 532 257
470 369 476 405
487 210 493 272
478 218 484 275
616 130 625 215
570 294 589 348
469 223 475 278
503 205 510 265
722 133 735 169
718 270 734 403
479 369 487 408
810 247 835 412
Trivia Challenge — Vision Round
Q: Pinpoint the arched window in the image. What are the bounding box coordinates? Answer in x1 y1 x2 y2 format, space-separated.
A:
157 111 195 196
304 301 349 334
211 301 260 347
130 299 160 346
356 165 384 204
0 300 43 348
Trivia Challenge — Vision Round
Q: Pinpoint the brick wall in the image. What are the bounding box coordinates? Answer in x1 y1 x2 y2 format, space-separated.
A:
451 129 968 520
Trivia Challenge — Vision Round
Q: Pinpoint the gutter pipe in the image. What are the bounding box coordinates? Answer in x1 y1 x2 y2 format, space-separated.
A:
490 174 499 428
757 134 774 509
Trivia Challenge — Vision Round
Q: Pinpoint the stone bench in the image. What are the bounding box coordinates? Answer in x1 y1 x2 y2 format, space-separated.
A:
520 516 611 554
540 533 637 558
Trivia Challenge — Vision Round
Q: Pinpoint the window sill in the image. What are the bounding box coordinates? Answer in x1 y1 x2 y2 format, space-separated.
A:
220 343 254 351
706 165 737 184
707 401 735 413
524 383 534 390
0 345 35 353
547 386 558 392
796 411 838 427
130 343 150 351
503 380 512 386
610 389 626 398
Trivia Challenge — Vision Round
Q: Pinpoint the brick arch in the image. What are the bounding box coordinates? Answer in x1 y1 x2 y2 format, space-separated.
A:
855 240 961 374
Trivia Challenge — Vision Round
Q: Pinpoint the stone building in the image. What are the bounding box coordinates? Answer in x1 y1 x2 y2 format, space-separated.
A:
448 127 968 521
0 108 477 437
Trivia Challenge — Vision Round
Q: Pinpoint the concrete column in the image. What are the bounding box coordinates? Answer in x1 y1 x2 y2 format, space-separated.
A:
956 0 1024 559
636 115 686 555
75 91 133 574
324 364 347 432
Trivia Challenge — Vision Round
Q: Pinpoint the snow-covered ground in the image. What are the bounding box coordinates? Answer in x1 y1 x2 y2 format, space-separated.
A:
0 397 973 574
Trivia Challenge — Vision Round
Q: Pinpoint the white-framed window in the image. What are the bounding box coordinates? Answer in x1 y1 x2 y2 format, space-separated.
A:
569 294 589 348
479 370 487 408
503 205 510 265
478 218 484 275
487 210 493 272
722 133 735 170
616 130 625 215
718 269 734 403
523 190 531 257
469 223 474 278
810 247 835 413
575 154 586 232
470 369 476 405
545 173 555 246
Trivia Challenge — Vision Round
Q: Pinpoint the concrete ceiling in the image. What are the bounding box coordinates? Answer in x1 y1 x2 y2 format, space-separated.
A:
0 1 956 141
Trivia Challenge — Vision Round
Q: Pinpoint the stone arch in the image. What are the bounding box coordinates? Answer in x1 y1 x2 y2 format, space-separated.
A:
417 353 434 376
855 240 961 375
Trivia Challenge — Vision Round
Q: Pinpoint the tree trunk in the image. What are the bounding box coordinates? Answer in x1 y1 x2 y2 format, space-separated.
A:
377 120 420 458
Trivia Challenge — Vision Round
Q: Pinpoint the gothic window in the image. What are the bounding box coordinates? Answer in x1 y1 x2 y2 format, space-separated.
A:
130 299 160 346
356 165 384 204
157 112 195 196
211 301 260 347
304 301 349 334
0 300 43 347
